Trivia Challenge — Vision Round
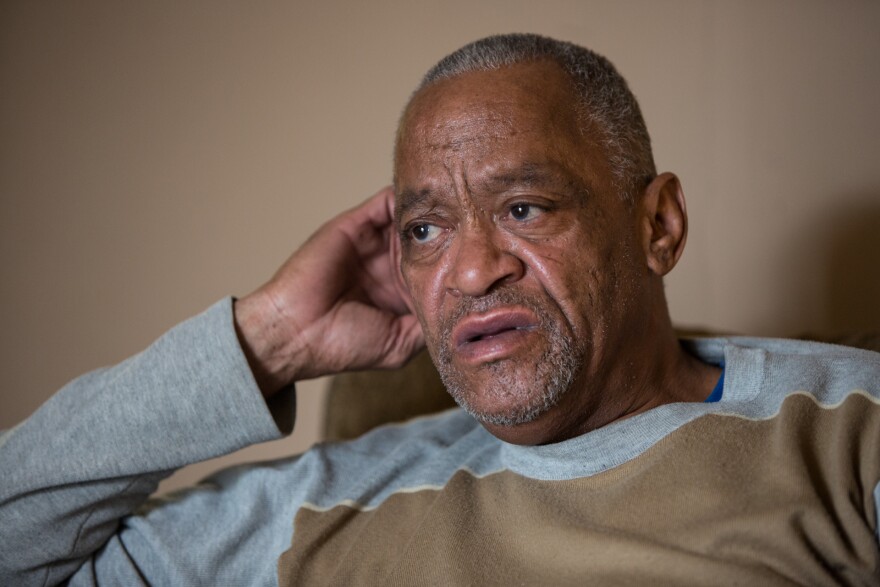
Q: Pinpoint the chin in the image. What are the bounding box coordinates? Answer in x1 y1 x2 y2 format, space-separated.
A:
479 410 572 446
440 358 575 429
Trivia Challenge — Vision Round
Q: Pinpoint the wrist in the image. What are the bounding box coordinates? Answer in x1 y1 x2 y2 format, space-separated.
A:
233 293 301 398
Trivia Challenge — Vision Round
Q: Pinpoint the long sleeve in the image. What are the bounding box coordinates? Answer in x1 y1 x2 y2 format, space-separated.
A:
0 298 295 586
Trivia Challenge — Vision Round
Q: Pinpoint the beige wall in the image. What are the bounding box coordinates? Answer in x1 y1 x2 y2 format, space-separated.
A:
2 1 879 492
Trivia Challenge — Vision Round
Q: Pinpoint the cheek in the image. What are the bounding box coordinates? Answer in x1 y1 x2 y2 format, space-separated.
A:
516 236 612 337
519 235 594 296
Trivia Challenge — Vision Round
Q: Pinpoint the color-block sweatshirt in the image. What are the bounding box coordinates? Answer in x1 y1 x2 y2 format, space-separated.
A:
1 298 879 586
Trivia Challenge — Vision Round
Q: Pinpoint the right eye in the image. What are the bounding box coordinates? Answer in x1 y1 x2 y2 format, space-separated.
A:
410 223 442 243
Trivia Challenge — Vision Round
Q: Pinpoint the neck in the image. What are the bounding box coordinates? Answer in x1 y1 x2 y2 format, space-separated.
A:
590 299 722 430
487 297 721 446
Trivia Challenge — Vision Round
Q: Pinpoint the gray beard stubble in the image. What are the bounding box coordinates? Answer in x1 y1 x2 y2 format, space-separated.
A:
433 288 584 427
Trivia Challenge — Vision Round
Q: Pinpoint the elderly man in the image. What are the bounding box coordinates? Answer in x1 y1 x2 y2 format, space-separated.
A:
2 34 879 585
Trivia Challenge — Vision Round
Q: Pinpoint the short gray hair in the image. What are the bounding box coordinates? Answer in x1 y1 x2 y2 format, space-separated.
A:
410 33 656 200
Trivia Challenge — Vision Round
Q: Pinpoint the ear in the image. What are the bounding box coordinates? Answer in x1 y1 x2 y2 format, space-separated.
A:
639 172 688 276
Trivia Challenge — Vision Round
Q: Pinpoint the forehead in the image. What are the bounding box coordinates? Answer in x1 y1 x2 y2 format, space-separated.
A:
395 60 606 196
400 60 579 150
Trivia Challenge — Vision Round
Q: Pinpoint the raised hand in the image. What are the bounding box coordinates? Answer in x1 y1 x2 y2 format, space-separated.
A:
234 187 424 397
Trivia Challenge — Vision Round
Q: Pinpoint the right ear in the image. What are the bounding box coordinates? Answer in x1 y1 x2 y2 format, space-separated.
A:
638 172 688 277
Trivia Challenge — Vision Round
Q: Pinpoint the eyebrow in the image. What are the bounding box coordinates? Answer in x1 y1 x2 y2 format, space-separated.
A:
395 161 587 222
395 187 435 225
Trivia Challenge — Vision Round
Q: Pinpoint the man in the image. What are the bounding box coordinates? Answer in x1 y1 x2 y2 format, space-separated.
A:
2 34 879 585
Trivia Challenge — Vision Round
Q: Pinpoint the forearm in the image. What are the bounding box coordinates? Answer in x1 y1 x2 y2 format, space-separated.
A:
234 292 309 399
0 298 295 586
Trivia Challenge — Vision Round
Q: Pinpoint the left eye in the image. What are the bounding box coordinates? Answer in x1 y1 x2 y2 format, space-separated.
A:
510 204 541 221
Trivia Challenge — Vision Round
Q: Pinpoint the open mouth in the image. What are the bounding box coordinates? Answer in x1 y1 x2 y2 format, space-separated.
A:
465 324 531 343
453 308 538 351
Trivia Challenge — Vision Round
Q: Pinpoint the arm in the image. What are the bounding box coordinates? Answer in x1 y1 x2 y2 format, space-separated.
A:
0 187 424 585
0 299 289 586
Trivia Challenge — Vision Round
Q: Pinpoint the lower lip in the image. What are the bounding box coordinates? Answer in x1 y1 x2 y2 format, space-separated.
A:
456 328 537 364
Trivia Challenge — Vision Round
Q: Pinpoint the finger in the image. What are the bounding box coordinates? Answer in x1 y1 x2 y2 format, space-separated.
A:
350 186 395 229
334 187 396 253
385 185 396 225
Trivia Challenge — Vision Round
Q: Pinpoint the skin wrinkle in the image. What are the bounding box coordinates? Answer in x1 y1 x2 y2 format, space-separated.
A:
396 161 590 226
394 61 717 445
433 287 582 427
402 157 592 431
413 36 660 200
397 64 631 440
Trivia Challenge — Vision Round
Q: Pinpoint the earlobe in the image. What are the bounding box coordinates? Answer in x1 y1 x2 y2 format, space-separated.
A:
641 172 688 276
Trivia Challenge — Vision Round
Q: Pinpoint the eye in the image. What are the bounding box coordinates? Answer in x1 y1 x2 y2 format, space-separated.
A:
510 203 542 221
409 223 442 243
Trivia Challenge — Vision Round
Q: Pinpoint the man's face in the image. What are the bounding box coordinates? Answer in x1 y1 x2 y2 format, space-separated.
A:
394 61 652 445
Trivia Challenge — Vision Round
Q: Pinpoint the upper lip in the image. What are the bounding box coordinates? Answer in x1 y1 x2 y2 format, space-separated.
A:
452 308 538 348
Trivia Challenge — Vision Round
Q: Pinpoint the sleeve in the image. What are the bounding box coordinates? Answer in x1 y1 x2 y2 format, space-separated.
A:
0 298 296 586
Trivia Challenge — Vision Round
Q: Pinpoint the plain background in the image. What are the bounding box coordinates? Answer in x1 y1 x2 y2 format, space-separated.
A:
2 1 878 492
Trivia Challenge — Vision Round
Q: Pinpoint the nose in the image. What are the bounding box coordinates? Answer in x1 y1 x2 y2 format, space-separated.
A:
444 221 525 297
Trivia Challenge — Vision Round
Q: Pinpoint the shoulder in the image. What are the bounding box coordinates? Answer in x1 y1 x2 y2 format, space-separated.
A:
685 336 880 412
315 407 493 475
287 408 502 510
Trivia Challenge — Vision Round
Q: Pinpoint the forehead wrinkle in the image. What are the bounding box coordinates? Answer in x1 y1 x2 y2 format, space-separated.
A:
396 66 595 222
442 157 482 218
421 108 515 152
393 159 475 224
469 160 592 202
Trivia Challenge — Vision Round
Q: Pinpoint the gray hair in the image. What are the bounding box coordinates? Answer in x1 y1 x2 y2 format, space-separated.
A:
408 33 656 200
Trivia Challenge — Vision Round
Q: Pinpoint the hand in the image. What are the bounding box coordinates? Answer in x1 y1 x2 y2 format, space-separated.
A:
234 187 424 397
